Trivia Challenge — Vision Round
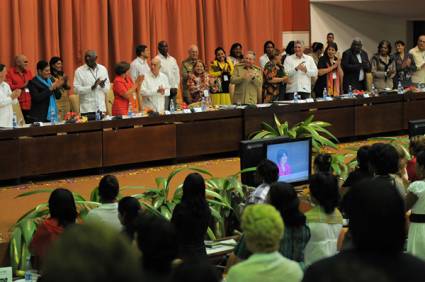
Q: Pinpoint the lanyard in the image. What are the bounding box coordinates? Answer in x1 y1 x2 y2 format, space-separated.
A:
89 67 98 81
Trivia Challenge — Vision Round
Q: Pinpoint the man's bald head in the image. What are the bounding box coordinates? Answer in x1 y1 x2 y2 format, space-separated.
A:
151 57 161 76
418 35 425 51
15 54 28 70
84 50 97 68
188 45 199 61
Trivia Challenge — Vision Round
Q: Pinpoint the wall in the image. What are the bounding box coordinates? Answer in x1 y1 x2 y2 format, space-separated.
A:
310 3 409 56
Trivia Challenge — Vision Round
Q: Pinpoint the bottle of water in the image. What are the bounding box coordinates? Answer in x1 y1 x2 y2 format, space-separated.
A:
348 85 353 98
12 112 17 128
50 108 56 125
371 84 377 96
24 256 32 282
169 99 175 113
95 109 101 121
293 92 299 103
201 96 207 111
323 88 328 100
397 81 404 95
128 101 133 118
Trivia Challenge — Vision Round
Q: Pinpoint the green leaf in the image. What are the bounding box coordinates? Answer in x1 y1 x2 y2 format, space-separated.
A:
155 177 167 189
207 227 217 240
90 187 100 202
205 189 224 201
261 122 279 136
251 131 273 140
160 206 172 220
15 189 54 198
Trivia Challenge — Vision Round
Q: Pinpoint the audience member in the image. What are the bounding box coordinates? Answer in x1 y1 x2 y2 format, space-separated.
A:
73 50 110 115
304 173 343 266
118 196 141 241
314 42 343 97
42 223 142 282
341 38 371 93
229 43 244 66
187 60 210 104
284 40 318 100
155 41 180 110
209 47 233 105
326 33 335 46
409 35 425 85
237 182 311 269
49 57 70 120
406 150 425 260
227 204 303 282
371 40 396 90
182 45 200 104
393 143 410 188
342 145 372 190
30 188 77 267
262 49 288 103
303 177 425 282
368 143 406 197
27 60 64 123
0 64 21 127
136 213 178 282
130 44 151 81
171 260 220 282
86 175 122 230
259 40 275 68
6 54 32 122
248 159 279 204
407 135 425 181
392 40 416 88
171 173 211 259
310 42 324 66
231 51 263 104
313 153 332 174
112 61 143 116
140 57 170 113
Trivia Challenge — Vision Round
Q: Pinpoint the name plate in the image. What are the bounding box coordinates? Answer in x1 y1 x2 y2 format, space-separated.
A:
363 94 370 98
306 98 315 103
164 111 171 115
183 109 192 114
0 267 12 282
193 107 203 113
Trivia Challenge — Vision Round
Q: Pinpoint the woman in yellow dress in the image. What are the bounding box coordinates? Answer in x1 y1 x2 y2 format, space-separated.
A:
209 47 234 105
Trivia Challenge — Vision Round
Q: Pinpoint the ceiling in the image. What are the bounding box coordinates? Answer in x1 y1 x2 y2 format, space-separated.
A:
310 0 425 19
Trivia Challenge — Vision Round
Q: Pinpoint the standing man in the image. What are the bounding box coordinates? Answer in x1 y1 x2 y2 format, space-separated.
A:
409 35 425 85
140 57 170 113
181 45 199 104
341 38 371 93
130 44 150 82
73 50 110 115
231 51 263 105
155 41 180 110
326 33 335 46
6 54 33 123
284 40 318 100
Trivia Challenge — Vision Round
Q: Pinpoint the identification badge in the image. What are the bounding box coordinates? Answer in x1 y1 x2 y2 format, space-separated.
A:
203 89 209 97
24 88 30 93
223 75 229 81
332 72 337 79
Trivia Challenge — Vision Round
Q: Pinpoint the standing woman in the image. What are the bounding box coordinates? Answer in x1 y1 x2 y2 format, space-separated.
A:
49 57 71 120
259 41 276 68
112 61 143 116
229 43 244 66
187 60 210 104
0 64 21 127
392 40 417 88
209 47 234 105
314 42 344 97
262 49 288 103
171 173 211 259
371 40 396 90
28 60 64 123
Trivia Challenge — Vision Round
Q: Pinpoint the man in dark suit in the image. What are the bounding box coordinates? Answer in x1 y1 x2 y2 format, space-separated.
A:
341 38 371 93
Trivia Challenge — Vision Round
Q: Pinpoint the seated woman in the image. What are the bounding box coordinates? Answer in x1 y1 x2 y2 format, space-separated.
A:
262 49 288 103
49 57 71 120
30 188 77 267
392 40 417 88
112 61 143 116
248 159 279 204
209 47 234 105
314 42 343 97
371 40 396 90
186 60 210 104
313 153 332 174
171 173 211 259
27 60 64 123
304 172 343 266
236 182 311 269
118 196 141 241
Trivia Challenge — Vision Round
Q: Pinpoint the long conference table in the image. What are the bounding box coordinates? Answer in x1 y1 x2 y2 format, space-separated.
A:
1 92 424 181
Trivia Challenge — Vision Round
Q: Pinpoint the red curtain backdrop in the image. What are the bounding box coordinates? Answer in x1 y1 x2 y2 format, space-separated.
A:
0 0 309 84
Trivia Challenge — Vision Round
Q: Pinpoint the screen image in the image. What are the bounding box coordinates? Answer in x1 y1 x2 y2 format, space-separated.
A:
267 140 310 183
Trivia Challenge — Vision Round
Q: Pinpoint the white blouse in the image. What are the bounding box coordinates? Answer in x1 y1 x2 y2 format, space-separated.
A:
0 82 17 128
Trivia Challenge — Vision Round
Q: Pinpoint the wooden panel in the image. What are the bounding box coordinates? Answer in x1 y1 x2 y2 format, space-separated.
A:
103 124 176 166
313 107 355 138
404 100 425 129
0 139 19 180
177 118 243 158
355 102 403 136
20 132 102 176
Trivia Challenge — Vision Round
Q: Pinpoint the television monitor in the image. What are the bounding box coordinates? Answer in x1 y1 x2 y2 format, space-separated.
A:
240 137 312 187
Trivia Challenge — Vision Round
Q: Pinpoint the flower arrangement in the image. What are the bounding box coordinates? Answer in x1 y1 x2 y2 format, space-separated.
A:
64 112 87 123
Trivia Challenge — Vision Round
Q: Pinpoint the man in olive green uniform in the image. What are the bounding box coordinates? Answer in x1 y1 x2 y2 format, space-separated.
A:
231 51 263 105
181 45 199 104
